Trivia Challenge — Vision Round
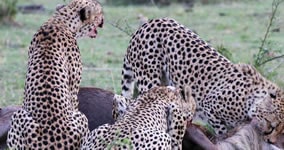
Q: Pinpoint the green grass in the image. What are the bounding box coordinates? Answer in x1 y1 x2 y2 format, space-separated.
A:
0 0 283 106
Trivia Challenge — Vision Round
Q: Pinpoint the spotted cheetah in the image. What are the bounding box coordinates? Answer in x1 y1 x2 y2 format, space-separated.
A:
121 18 284 142
81 86 196 149
7 0 103 149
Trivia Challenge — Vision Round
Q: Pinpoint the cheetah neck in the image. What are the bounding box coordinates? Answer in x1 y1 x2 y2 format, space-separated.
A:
49 10 82 37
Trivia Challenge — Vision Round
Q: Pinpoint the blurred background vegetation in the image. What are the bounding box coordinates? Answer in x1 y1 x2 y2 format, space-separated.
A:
0 0 283 106
0 0 18 25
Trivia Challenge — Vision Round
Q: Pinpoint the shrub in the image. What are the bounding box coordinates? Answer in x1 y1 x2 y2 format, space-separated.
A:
253 0 284 78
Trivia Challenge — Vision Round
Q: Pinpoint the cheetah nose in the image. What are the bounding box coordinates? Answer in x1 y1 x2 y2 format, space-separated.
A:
167 86 176 91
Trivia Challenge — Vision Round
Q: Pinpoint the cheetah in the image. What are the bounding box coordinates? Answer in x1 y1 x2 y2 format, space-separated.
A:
7 0 103 149
121 18 284 142
81 86 196 149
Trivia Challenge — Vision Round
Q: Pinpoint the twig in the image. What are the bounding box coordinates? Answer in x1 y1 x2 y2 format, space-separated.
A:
106 19 133 36
259 1 278 53
255 0 284 66
268 59 284 73
124 20 134 34
259 54 284 66
83 67 121 71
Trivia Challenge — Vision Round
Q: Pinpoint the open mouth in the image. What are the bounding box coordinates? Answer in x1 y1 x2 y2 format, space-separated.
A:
89 20 103 38
89 24 102 38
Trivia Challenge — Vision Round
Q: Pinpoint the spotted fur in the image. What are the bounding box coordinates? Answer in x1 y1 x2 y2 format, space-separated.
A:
82 86 196 149
7 0 103 149
121 18 284 141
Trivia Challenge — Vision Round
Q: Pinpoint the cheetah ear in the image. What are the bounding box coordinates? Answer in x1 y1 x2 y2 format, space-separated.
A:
79 6 93 22
56 4 65 11
183 86 196 112
79 6 101 22
112 94 133 121
183 86 191 102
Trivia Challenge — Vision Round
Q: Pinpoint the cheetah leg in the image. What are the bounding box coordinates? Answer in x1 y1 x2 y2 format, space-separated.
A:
204 109 228 136
166 103 187 150
121 57 135 99
135 67 163 96
81 124 111 149
7 109 39 149
200 88 232 137
69 110 90 146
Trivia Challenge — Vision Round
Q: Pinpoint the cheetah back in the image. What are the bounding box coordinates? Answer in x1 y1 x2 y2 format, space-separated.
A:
7 0 103 149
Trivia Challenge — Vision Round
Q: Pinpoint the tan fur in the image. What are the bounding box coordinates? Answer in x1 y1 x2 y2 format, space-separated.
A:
121 18 284 140
82 86 196 149
7 0 103 149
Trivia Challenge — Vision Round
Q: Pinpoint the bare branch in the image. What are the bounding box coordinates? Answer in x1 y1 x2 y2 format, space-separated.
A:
106 19 133 36
254 0 284 66
259 54 284 66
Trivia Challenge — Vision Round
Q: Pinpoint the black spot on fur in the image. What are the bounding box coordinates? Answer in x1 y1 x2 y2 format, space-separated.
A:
79 7 87 22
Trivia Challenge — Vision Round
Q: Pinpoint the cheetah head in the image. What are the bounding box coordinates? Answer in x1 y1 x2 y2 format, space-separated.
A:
112 94 133 121
56 0 104 38
141 86 196 117
112 86 196 122
249 86 284 144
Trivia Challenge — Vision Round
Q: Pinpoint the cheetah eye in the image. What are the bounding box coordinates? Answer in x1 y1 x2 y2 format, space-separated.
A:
264 126 275 135
269 93 276 99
